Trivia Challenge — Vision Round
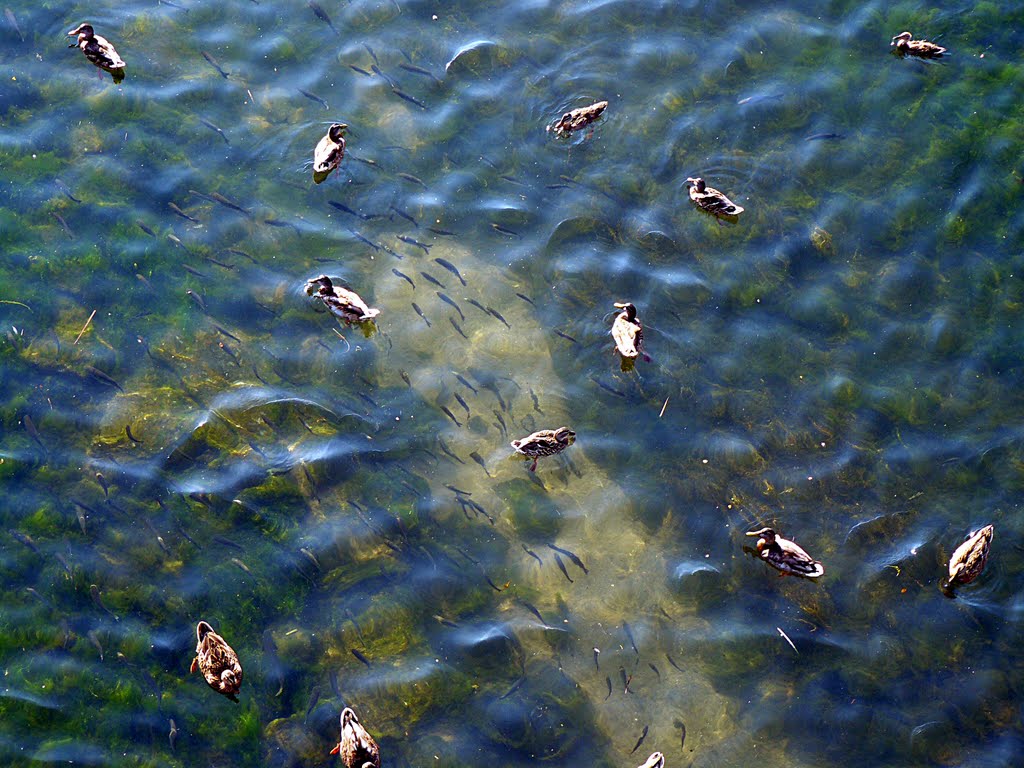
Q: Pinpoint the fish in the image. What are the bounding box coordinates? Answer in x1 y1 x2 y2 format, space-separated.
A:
201 51 229 78
264 217 299 232
52 212 74 238
85 366 124 392
552 552 573 583
5 7 23 42
499 677 524 699
621 667 633 694
182 264 206 278
529 388 542 414
392 88 427 109
427 226 456 236
329 669 341 699
351 648 371 667
88 630 104 661
231 557 253 575
623 622 639 655
198 116 229 145
214 535 244 551
90 585 117 619
10 530 41 556
379 242 402 259
547 543 588 574
392 268 415 288
486 307 511 328
515 292 536 307
187 289 207 311
298 88 328 109
437 292 465 320
648 662 661 680
419 272 446 289
492 410 507 436
490 223 520 238
224 248 257 263
455 373 478 394
433 257 466 286
398 63 440 82
630 725 649 754
168 719 178 751
604 676 612 700
554 329 578 344
592 377 627 398
389 204 418 227
168 202 200 222
483 573 504 592
349 65 372 77
593 648 601 670
213 323 241 342
397 172 427 188
666 653 683 673
261 630 284 696
125 424 143 444
440 405 461 427
398 235 431 253
434 614 459 628
411 302 431 327
438 438 464 464
328 200 369 220
399 369 412 387
210 192 250 217
54 178 81 202
675 719 686 749
371 64 398 88
304 685 321 721
469 451 490 476
363 43 380 66
453 392 470 416
519 600 546 625
308 1 340 34
465 298 490 317
449 318 468 339
95 472 109 497
521 544 543 567
348 228 380 251
805 132 844 141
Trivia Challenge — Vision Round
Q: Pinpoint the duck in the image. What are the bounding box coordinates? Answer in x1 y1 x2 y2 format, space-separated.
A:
329 707 381 768
313 123 347 182
305 275 380 323
687 177 744 218
611 301 646 361
637 753 665 768
890 31 946 59
745 527 824 579
947 524 993 587
511 426 576 472
548 100 608 136
67 24 126 81
190 620 243 701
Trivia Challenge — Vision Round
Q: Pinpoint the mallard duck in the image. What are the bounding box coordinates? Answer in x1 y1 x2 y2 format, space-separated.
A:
190 620 242 701
947 524 993 587
305 275 380 323
329 707 381 768
511 426 575 471
637 753 665 768
313 123 347 182
548 101 608 136
890 31 946 59
67 24 126 81
746 527 824 579
687 177 744 218
611 301 646 361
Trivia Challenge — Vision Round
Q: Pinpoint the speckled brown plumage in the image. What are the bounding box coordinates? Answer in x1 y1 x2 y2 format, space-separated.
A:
190 620 243 701
548 101 608 136
687 177 744 218
611 302 644 360
891 31 946 59
305 275 380 323
511 426 576 471
330 707 380 768
746 527 824 579
313 123 347 180
68 24 125 77
947 524 993 586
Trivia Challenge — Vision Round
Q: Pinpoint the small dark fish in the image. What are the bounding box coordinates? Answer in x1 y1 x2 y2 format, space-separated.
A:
449 317 468 339
5 8 23 42
88 630 104 661
392 268 415 288
389 204 418 227
351 648 371 667
438 438 464 464
213 323 241 342
492 410 507 436
806 132 844 141
363 43 379 66
437 292 465 320
328 200 369 220
95 472 109 497
308 1 339 34
648 662 661 680
621 667 633 694
420 272 446 289
593 647 601 670
304 685 321 721
392 88 427 110
52 212 74 238
371 64 398 88
484 573 504 592
666 653 683 673
548 543 588 574
676 720 686 749
182 264 207 278
465 298 490 317
553 552 574 583
397 172 427 189
168 202 200 222
54 178 81 202
433 257 466 286
453 391 470 416
411 302 431 327
521 544 543 567
350 64 372 76
224 248 257 263
469 451 490 476
214 535 244 551
125 424 142 444
398 235 431 253
10 530 41 556
499 676 524 699
554 329 579 344
231 557 253 575
398 63 440 82
399 369 412 387
357 392 379 410
546 183 571 189
604 676 612 700
210 192 250 217
136 219 157 237
159 0 189 9
379 242 402 259
440 405 462 427
298 88 328 109
516 293 536 307
427 226 456 236
455 373 478 394
168 719 178 751
499 175 524 186
592 377 627 398
529 388 543 414
90 585 117 619
519 600 546 625
487 307 511 328
630 725 649 754
623 622 639 655
264 217 299 232
85 366 124 392
490 222 520 238
434 614 460 629
187 289 208 311
199 116 229 145
329 669 341 699
348 228 380 251
201 51 229 78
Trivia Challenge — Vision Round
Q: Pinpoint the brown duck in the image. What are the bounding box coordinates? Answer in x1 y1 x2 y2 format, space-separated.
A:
68 24 126 82
511 427 575 471
947 524 993 587
687 177 744 218
746 527 824 579
305 274 380 323
190 620 243 701
637 753 665 768
890 31 946 59
548 101 608 136
313 123 347 182
611 301 647 361
329 707 381 768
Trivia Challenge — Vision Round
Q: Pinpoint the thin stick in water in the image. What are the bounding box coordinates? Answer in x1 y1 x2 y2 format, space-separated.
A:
74 310 97 344
659 397 669 418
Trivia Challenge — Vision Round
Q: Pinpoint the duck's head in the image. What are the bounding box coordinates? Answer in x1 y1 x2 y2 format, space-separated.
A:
68 23 95 39
891 31 913 47
614 301 637 321
686 177 706 193
638 753 665 768
341 706 361 729
328 123 348 143
220 669 238 690
554 427 576 446
746 527 777 551
305 274 334 296
196 620 214 642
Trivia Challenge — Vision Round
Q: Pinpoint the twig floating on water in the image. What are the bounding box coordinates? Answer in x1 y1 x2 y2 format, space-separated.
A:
74 309 96 345
659 397 669 418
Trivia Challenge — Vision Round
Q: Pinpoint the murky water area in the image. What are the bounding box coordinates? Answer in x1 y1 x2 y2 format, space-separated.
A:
2 0 1024 766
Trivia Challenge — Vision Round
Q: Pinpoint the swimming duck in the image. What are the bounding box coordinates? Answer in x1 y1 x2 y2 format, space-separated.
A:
305 275 380 323
745 527 824 579
329 707 381 768
548 101 608 136
611 301 646 361
190 620 243 701
687 177 744 218
67 24 126 81
947 524 993 587
313 123 347 182
511 426 576 472
890 31 946 59
637 753 665 768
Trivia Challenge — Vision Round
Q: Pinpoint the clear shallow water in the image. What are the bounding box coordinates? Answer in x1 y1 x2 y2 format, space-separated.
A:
2 0 1024 766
